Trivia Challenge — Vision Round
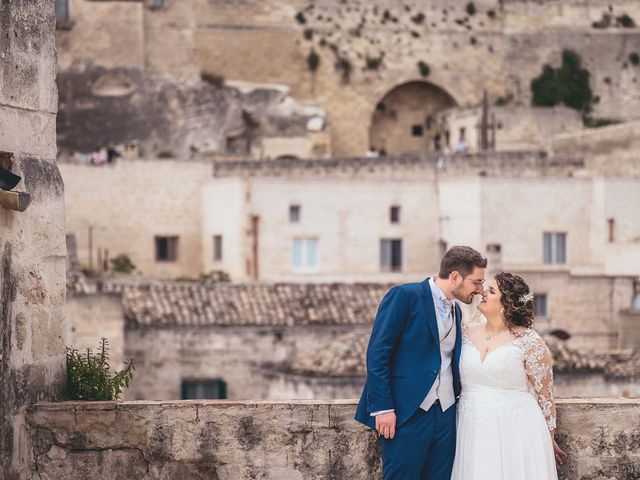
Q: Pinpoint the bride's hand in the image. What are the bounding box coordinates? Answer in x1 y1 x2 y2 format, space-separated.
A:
551 433 567 466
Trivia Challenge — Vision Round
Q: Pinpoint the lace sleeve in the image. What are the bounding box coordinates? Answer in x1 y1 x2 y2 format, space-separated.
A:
523 332 557 431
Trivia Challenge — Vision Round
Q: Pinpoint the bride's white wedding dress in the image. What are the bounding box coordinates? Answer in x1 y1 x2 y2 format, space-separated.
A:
451 325 558 480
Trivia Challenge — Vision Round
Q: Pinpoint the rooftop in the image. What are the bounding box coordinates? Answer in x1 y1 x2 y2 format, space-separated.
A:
69 277 390 328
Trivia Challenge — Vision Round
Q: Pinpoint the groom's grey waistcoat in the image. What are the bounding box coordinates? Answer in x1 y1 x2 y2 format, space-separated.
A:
420 280 457 412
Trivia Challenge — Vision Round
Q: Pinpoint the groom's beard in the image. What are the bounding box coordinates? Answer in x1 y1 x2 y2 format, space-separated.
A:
451 285 475 305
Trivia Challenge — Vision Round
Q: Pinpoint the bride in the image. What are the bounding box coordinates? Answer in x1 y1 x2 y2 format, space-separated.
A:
451 272 566 479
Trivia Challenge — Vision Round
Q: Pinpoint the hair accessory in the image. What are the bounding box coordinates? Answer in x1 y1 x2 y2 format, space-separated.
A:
519 292 534 304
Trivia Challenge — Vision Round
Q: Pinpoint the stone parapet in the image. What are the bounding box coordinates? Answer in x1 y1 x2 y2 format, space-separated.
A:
28 398 640 479
212 152 585 179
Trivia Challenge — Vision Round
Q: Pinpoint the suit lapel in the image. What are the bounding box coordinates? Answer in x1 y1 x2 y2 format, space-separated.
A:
420 278 440 344
453 304 463 362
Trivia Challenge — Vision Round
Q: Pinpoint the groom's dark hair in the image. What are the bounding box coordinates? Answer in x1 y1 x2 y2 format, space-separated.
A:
439 246 487 279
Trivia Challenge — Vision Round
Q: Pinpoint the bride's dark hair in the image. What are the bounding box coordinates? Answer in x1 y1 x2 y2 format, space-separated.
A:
495 272 535 331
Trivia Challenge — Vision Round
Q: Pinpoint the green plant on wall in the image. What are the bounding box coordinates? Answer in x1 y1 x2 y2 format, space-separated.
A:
295 11 306 24
365 53 384 70
66 338 135 401
466 2 477 16
110 254 135 274
200 71 225 87
307 50 320 72
531 49 593 113
417 61 431 77
582 116 621 128
617 14 635 28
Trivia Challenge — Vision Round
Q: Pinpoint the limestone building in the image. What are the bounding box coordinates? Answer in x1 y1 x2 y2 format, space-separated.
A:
0 2 67 477
61 150 640 349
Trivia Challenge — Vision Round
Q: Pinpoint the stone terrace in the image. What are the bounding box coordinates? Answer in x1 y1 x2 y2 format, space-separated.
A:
28 399 640 480
70 279 391 329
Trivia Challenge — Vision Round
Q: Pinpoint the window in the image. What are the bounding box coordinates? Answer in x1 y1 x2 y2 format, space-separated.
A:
292 238 318 270
486 244 501 253
55 0 69 22
380 239 403 272
534 294 548 318
181 379 227 400
155 236 178 262
390 205 401 224
543 232 566 264
289 205 301 223
213 235 223 261
412 124 424 137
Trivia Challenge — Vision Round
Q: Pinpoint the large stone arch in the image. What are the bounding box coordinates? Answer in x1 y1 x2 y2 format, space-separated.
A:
369 81 457 155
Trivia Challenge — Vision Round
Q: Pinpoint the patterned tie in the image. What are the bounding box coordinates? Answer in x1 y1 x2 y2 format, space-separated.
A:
441 299 454 339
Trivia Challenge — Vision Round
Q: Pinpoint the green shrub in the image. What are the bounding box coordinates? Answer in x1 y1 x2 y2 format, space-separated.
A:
200 71 224 87
531 49 593 112
582 116 622 128
365 54 384 70
629 52 640 66
66 338 135 401
110 254 135 274
200 270 231 283
295 12 306 24
617 14 635 28
418 61 431 77
466 2 477 16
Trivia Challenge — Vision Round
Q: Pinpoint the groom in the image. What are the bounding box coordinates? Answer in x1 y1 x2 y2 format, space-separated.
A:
355 246 487 479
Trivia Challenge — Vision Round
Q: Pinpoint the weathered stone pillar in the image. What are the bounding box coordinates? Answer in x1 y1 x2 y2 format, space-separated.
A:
0 2 66 478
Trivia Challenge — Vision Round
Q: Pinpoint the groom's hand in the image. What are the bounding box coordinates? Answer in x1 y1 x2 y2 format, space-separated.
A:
375 412 396 439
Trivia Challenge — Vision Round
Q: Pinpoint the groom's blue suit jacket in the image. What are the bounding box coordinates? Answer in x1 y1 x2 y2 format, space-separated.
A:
355 279 462 429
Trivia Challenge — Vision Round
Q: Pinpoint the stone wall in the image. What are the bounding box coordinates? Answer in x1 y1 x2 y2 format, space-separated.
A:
438 105 583 153
27 398 640 480
194 0 640 156
0 2 66 478
60 160 211 279
550 120 640 176
512 271 636 350
56 0 640 157
66 293 125 369
124 326 369 401
60 155 640 314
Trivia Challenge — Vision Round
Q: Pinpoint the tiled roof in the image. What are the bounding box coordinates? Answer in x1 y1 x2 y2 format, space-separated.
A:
69 277 391 328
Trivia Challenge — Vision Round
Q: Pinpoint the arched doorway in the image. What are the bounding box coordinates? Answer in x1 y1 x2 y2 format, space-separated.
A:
369 81 457 156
